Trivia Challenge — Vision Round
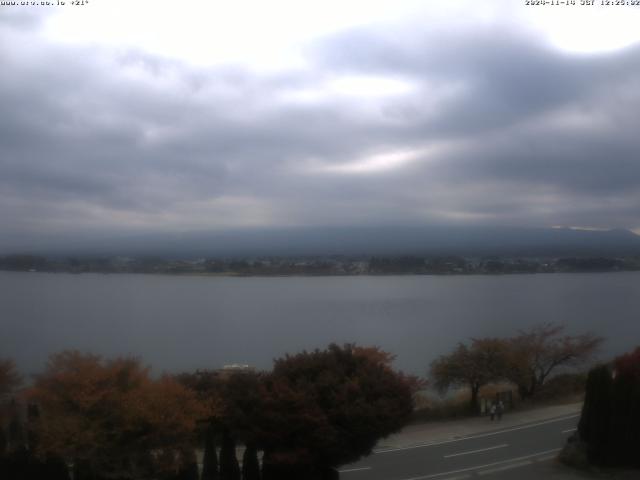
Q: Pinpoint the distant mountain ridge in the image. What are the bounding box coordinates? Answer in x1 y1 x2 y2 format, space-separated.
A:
17 225 640 258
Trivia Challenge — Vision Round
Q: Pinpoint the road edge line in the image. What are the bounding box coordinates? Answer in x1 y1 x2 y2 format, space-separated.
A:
375 413 579 453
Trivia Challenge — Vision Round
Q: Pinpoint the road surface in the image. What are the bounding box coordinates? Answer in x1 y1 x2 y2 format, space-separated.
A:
339 414 580 480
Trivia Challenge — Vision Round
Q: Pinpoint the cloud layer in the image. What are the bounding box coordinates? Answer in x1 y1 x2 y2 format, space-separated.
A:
1 2 640 250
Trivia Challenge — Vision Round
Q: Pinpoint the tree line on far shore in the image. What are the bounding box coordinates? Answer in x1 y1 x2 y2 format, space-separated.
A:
0 344 421 480
3 253 640 277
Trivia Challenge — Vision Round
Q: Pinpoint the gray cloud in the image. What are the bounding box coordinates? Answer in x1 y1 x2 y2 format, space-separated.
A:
1 10 640 250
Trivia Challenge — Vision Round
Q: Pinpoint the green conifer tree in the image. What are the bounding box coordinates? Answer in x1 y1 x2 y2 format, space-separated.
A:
219 428 240 480
176 449 199 480
241 443 260 480
201 426 219 480
609 347 640 467
578 365 612 465
42 456 71 480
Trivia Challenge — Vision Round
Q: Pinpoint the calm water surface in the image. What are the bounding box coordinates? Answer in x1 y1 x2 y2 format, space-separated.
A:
1 271 639 376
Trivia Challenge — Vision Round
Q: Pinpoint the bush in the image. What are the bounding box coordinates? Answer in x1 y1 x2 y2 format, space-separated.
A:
559 432 589 470
535 373 587 402
255 344 416 474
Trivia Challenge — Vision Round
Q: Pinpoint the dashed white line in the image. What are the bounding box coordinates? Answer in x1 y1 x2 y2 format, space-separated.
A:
562 427 577 433
397 448 561 480
375 414 579 454
444 443 508 458
338 466 372 473
477 460 532 475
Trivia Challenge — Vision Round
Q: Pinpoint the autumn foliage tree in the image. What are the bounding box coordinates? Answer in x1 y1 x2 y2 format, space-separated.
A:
430 338 508 411
0 359 21 398
1 358 23 474
431 324 602 406
1 359 72 480
28 351 205 479
256 344 418 480
504 323 602 400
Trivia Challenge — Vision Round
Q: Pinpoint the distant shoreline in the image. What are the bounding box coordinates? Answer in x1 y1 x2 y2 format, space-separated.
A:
2 267 640 278
2 253 640 278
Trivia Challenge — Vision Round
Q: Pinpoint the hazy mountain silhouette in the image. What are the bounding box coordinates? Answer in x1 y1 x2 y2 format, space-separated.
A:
25 225 640 258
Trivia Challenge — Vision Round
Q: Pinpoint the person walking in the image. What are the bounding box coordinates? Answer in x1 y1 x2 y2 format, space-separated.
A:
497 400 504 421
490 402 496 421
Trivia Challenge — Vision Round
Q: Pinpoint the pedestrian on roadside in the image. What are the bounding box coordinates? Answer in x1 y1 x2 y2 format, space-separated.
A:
490 402 496 421
497 400 504 421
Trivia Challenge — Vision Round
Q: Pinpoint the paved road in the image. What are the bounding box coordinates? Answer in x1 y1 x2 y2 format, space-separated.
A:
339 414 580 480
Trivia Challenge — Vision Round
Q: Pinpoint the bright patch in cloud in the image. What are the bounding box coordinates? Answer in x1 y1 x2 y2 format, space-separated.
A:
326 150 419 174
41 0 426 68
525 5 640 53
327 75 415 97
279 74 416 105
318 145 448 175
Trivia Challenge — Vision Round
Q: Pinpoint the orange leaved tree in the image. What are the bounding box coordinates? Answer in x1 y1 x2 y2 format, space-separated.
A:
28 351 205 479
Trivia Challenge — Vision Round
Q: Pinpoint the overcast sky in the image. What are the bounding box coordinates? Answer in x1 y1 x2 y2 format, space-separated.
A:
1 0 640 250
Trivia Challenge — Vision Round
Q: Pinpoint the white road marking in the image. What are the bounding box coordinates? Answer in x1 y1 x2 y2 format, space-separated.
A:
444 443 508 458
338 466 372 473
376 414 579 454
478 460 531 475
562 428 577 433
533 454 558 462
397 448 561 480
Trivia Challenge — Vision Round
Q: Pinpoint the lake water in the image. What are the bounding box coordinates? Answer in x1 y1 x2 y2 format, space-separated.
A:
1 271 639 377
